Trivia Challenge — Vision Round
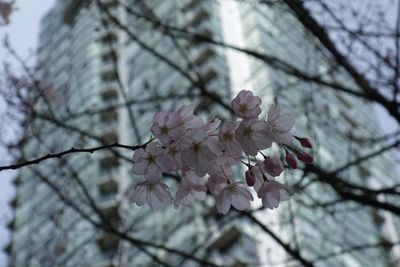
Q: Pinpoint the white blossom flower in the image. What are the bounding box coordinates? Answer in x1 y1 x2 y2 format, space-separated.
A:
174 172 207 208
219 122 242 159
178 104 204 130
131 180 173 210
132 143 173 182
215 182 254 214
180 129 218 176
150 111 185 145
257 180 289 210
235 119 272 156
231 90 262 119
266 105 294 145
129 89 314 213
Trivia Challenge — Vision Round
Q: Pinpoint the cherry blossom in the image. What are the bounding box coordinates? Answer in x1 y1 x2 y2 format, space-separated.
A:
215 182 253 215
174 172 207 208
257 180 289 210
231 90 262 119
178 104 204 129
295 136 313 148
131 89 314 213
208 155 237 179
0 1 13 25
245 167 256 187
131 180 173 210
150 111 184 145
132 143 173 182
219 122 242 159
266 104 294 145
297 152 314 164
180 128 218 176
207 174 227 195
235 119 272 156
263 155 284 177
285 153 298 169
164 142 183 170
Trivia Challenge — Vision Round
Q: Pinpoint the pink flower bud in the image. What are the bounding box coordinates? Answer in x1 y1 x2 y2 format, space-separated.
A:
263 156 284 177
245 167 256 186
298 137 313 148
285 153 297 169
297 152 314 164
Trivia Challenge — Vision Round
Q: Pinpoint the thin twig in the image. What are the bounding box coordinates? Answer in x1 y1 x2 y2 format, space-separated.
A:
0 142 144 172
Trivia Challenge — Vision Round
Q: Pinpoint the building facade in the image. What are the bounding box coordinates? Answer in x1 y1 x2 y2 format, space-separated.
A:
4 0 399 266
225 1 400 266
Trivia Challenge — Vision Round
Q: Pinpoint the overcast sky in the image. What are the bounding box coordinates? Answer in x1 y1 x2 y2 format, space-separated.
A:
0 1 55 266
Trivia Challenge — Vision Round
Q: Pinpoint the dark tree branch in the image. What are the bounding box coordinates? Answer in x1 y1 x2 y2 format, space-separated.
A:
0 142 145 172
284 0 400 123
242 211 315 267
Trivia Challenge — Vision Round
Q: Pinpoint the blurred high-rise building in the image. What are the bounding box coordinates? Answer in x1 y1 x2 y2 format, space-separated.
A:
4 0 399 267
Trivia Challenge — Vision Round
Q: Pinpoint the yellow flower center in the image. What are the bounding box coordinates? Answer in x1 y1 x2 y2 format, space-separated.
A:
243 126 254 136
223 132 234 141
239 104 249 113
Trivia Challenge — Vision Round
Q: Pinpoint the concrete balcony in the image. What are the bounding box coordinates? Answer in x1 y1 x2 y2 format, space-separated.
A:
99 108 118 122
64 0 118 24
194 46 215 66
188 8 210 28
99 179 118 195
101 69 118 83
6 218 15 230
231 261 246 267
9 196 17 208
98 261 117 267
101 85 118 96
207 225 241 251
100 131 119 144
12 176 20 186
97 233 119 252
99 154 119 169
100 0 118 9
99 32 118 45
63 0 87 25
98 199 120 229
187 26 214 49
182 0 200 12
200 67 218 85
3 242 11 254
101 89 119 107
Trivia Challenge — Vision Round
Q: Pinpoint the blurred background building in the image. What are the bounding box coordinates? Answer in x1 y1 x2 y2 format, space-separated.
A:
3 0 399 266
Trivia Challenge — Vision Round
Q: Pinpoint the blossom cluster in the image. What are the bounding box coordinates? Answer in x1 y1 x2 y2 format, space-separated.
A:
0 1 13 25
131 90 314 214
